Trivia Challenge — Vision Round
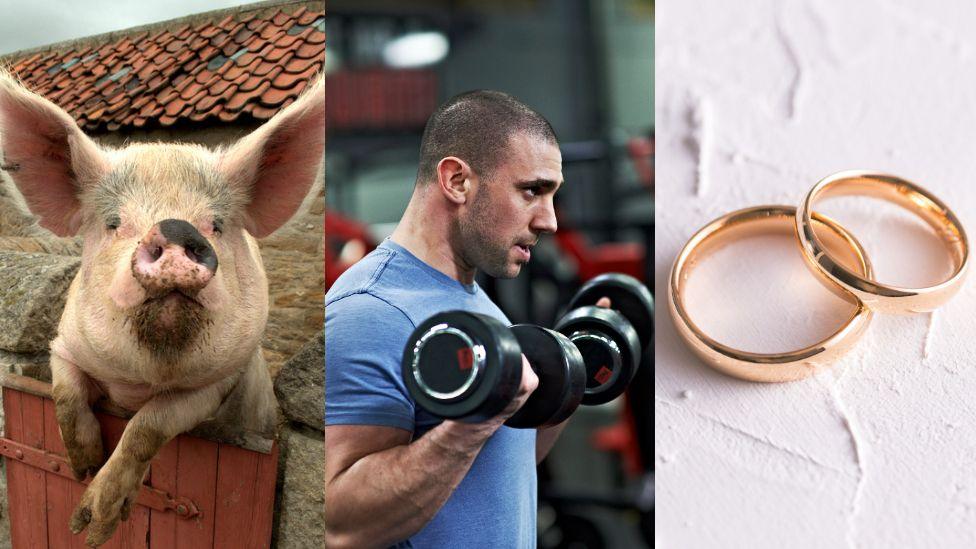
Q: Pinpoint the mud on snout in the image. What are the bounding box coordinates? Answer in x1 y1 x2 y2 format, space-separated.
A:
128 218 218 357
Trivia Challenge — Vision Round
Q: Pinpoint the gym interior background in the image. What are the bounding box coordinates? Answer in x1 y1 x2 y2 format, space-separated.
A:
324 0 653 547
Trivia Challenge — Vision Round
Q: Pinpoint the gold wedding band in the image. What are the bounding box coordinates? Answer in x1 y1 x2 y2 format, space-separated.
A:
669 205 874 382
796 171 969 314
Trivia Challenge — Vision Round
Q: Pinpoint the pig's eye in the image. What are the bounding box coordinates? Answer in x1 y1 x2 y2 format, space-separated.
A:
213 218 224 235
106 216 121 231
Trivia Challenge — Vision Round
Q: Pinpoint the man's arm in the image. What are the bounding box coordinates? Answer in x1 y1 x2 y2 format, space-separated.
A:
535 420 570 464
534 296 612 464
324 356 538 548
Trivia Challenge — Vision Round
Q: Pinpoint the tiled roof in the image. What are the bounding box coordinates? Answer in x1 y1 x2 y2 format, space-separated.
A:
3 3 324 132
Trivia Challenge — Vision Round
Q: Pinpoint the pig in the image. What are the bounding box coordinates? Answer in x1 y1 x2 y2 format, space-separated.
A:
0 70 324 546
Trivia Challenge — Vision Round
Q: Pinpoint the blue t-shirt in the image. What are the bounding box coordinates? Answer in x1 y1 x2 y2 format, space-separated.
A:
325 239 537 548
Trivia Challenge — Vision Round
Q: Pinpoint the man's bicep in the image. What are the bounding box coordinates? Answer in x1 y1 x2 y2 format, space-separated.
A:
325 424 412 486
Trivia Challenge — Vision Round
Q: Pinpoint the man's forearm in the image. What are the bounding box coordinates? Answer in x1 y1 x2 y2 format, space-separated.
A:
536 419 570 463
325 420 500 548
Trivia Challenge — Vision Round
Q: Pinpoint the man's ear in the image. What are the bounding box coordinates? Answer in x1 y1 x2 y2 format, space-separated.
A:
435 156 473 205
219 75 325 238
0 71 108 236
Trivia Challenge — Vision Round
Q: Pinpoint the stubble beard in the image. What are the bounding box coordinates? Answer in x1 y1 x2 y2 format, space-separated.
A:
457 191 521 279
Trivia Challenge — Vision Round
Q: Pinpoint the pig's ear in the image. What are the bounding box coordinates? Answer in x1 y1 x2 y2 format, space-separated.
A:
0 71 109 236
220 76 324 238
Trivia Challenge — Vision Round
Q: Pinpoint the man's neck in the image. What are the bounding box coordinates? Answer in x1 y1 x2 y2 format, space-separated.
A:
390 194 478 285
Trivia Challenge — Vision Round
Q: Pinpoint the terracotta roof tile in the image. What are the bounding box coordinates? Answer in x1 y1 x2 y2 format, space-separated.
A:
295 41 323 60
259 23 285 42
296 9 316 25
140 102 162 118
6 4 323 130
225 79 271 111
250 104 281 119
235 71 261 93
265 44 294 64
271 12 293 27
248 60 275 78
274 63 319 89
306 29 325 45
261 80 304 107
199 23 219 38
216 109 238 123
234 27 256 44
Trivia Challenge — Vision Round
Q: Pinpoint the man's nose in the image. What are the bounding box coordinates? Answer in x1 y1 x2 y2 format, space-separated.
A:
531 200 558 234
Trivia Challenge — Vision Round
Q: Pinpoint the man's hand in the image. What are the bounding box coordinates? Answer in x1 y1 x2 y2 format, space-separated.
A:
493 354 540 423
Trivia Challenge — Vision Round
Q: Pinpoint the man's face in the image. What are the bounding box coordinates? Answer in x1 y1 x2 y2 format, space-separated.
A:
457 132 563 278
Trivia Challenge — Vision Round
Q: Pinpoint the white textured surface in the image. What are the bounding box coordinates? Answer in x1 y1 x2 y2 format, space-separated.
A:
655 1 976 547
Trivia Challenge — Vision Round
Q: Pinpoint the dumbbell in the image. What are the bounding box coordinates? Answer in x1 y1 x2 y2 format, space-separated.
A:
402 273 653 427
402 312 586 428
554 273 653 405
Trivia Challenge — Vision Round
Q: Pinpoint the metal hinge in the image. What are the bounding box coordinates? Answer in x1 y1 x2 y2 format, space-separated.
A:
0 437 201 519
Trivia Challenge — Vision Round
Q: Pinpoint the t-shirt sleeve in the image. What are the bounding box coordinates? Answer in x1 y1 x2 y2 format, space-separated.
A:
325 292 416 431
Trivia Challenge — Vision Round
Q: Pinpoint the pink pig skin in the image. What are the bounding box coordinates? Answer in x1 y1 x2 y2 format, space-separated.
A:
0 70 324 547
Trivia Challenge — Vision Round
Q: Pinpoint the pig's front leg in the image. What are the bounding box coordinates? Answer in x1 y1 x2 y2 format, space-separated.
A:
69 376 237 547
51 354 104 480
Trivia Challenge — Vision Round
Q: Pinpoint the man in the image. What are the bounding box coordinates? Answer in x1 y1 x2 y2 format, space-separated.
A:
324 90 568 548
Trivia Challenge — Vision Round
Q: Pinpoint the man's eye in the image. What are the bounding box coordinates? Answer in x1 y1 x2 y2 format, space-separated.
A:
106 216 120 230
524 187 542 197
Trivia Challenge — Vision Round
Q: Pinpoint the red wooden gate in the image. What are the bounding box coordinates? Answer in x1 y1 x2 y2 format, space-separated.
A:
1 374 278 548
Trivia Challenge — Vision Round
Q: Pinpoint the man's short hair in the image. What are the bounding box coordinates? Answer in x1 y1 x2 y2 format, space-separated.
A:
415 90 557 185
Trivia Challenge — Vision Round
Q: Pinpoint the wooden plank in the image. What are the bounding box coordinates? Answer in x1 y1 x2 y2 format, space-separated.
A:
3 388 23 440
20 393 50 547
103 505 150 549
249 442 279 548
1 373 52 398
148 437 180 548
212 442 279 548
98 412 128 453
45 473 87 549
212 444 257 546
5 387 33 549
42 399 65 454
175 436 218 547
44 398 87 549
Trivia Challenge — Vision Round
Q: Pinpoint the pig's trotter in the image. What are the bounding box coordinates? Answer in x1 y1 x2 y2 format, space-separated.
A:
69 454 147 546
61 416 105 480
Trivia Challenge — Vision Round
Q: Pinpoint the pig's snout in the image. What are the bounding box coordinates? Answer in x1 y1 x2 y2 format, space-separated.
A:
132 219 218 295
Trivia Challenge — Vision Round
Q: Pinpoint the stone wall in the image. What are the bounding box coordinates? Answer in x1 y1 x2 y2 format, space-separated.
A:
273 333 325 546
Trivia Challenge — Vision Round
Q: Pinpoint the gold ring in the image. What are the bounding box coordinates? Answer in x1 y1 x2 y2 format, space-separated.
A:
669 205 874 382
796 171 968 314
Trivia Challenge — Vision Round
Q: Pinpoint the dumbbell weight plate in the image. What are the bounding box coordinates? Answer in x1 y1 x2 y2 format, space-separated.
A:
505 325 586 429
402 311 523 422
555 306 641 405
568 273 654 354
